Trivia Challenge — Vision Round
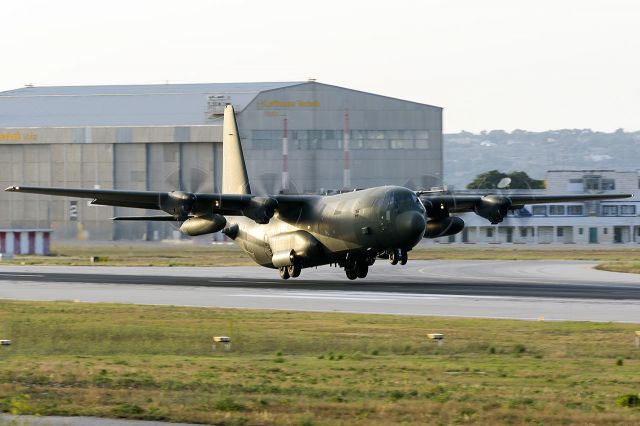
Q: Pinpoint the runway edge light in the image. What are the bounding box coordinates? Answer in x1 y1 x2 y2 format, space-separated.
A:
212 336 231 351
427 333 444 346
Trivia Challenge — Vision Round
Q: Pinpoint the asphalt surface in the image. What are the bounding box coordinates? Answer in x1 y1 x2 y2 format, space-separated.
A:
1 260 640 322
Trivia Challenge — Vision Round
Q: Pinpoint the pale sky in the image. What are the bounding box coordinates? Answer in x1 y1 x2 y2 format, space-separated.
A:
1 0 638 132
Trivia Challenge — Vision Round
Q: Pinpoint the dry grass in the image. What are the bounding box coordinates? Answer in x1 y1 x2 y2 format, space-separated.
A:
595 261 640 274
410 246 640 262
5 243 640 269
7 243 255 267
1 301 640 424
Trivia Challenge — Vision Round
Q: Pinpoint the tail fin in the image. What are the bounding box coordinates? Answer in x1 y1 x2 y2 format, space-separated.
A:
222 105 251 194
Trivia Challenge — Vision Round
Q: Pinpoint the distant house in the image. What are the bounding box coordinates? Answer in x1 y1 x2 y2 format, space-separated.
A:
430 170 639 244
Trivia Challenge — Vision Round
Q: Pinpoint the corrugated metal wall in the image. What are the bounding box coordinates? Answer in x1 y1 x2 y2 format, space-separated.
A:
0 83 442 240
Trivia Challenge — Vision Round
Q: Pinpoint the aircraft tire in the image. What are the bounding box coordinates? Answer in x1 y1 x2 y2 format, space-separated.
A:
345 268 358 280
279 267 290 280
389 250 399 265
400 250 408 265
288 263 301 278
356 262 368 278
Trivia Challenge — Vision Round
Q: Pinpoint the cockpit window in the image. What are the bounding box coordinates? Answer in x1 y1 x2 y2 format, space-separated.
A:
395 191 414 208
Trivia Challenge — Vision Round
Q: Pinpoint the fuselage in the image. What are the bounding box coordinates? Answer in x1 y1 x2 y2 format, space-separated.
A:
225 185 426 269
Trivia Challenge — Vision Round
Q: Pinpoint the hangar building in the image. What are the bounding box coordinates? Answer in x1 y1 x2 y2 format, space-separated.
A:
0 81 443 240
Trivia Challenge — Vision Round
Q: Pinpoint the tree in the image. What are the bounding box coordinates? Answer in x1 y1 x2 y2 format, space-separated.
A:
466 170 545 190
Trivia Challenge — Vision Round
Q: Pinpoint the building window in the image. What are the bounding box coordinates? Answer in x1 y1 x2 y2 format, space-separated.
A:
520 228 527 238
601 179 615 190
549 205 565 215
602 205 618 216
567 205 584 215
567 179 584 192
557 227 564 237
579 228 584 235
603 228 608 235
621 205 636 216
584 176 601 190
486 228 493 238
532 206 547 216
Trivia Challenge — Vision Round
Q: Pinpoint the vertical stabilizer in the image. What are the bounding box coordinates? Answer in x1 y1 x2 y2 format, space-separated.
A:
222 105 251 194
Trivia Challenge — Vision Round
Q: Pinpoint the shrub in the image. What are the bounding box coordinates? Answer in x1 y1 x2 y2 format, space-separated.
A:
299 416 315 426
616 394 640 408
214 397 246 412
389 390 405 401
513 344 527 354
113 403 145 417
8 394 35 415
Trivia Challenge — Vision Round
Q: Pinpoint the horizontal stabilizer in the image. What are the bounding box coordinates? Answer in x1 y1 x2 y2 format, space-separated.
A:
111 215 184 221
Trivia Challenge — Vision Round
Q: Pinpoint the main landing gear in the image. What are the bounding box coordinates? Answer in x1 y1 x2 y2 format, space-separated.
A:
388 249 408 266
279 263 301 280
344 257 373 280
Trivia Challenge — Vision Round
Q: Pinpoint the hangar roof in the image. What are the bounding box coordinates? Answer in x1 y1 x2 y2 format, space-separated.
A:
0 81 441 128
0 82 300 97
0 82 303 127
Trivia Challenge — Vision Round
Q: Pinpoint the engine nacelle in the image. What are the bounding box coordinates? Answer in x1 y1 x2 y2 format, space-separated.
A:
179 214 227 236
424 216 465 239
269 230 322 266
271 249 295 267
473 195 512 224
244 197 278 224
160 191 196 219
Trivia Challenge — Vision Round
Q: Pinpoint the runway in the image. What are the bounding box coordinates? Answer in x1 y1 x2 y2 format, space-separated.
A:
1 260 640 322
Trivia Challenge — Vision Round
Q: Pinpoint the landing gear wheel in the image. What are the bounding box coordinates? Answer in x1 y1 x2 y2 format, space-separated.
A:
356 262 368 278
345 268 358 280
287 263 301 278
279 267 290 280
389 249 399 265
400 250 408 265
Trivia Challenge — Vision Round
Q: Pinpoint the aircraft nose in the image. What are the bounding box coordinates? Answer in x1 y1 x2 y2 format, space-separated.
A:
396 210 426 246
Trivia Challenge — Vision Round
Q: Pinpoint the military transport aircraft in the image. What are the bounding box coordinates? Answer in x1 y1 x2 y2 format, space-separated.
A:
5 106 632 280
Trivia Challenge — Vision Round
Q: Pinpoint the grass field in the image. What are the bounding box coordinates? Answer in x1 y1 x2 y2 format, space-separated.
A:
8 243 254 267
0 301 639 425
4 243 640 274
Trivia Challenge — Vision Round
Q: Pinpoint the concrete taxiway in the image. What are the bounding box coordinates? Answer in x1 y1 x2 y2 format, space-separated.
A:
1 260 639 322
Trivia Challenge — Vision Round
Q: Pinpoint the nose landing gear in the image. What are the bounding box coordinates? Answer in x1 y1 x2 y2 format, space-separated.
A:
388 249 409 265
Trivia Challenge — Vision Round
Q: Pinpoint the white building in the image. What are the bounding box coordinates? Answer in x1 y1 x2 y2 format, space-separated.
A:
433 170 639 244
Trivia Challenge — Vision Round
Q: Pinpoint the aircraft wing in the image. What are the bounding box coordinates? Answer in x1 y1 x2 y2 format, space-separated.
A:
420 192 633 224
4 185 314 224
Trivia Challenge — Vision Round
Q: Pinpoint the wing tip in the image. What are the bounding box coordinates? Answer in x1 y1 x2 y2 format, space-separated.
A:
4 186 19 192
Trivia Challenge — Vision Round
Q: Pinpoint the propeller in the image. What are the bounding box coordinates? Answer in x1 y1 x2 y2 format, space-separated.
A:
154 167 217 240
252 172 301 195
164 167 212 194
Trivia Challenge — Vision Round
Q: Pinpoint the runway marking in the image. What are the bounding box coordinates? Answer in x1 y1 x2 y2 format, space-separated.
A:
0 274 45 278
230 294 399 301
229 291 512 301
